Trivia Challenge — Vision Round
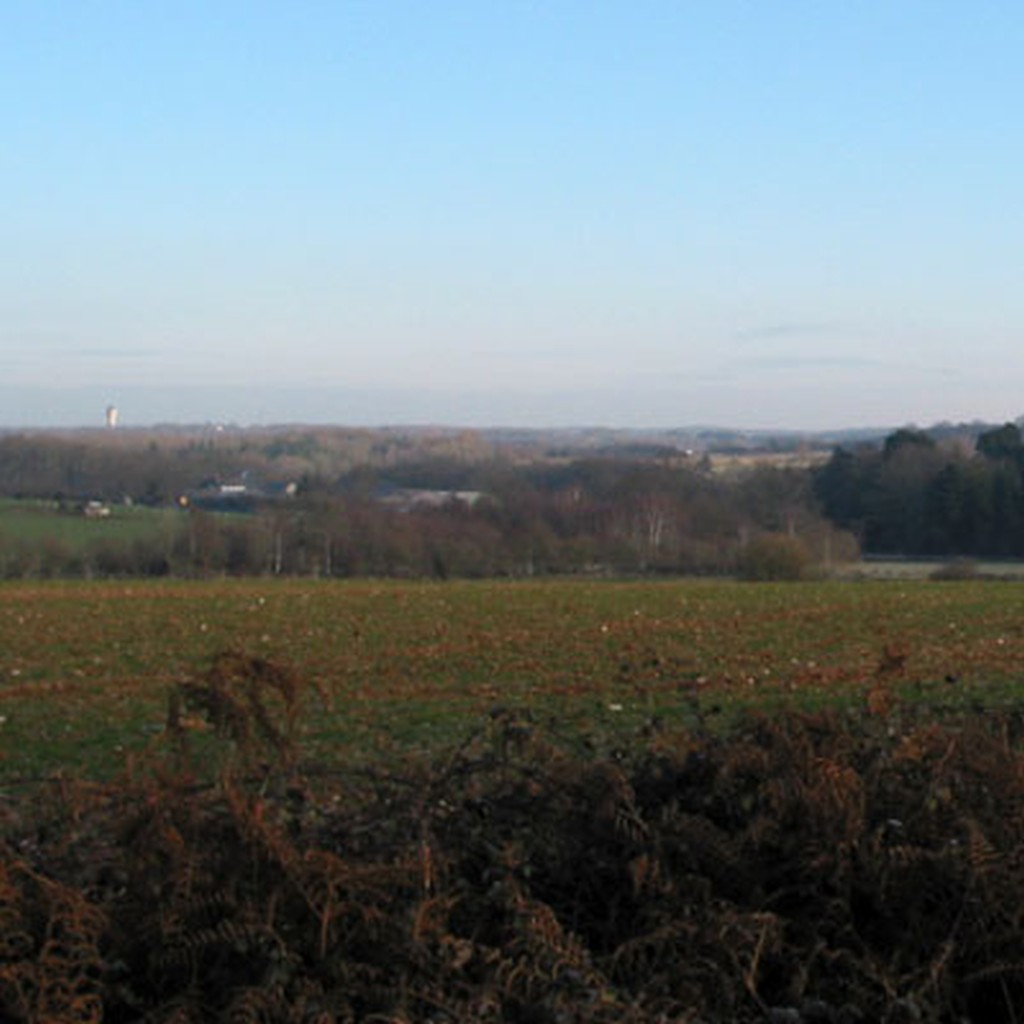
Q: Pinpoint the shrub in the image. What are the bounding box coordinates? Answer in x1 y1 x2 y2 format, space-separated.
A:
9 668 1024 1022
930 557 981 581
737 532 812 580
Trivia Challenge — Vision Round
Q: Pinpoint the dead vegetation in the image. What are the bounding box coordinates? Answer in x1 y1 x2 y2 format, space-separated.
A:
5 653 1024 1021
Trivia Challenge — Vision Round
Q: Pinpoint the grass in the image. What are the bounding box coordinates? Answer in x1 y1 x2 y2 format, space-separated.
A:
0 498 183 552
3 576 1024 783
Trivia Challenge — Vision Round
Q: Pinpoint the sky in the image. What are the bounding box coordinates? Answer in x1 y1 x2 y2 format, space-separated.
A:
3 1 1024 431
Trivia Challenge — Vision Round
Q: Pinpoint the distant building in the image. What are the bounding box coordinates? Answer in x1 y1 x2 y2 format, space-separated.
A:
83 500 111 519
379 488 485 512
183 474 299 513
106 405 119 429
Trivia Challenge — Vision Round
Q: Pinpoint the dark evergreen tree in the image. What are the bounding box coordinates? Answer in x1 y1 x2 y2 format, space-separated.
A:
977 422 1024 464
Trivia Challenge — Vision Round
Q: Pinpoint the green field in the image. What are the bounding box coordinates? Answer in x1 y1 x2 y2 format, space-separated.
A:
0 498 182 549
3 576 1024 782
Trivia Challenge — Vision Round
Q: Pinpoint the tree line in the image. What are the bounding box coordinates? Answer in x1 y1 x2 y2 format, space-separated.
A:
10 418 1022 580
814 422 1024 557
0 432 856 579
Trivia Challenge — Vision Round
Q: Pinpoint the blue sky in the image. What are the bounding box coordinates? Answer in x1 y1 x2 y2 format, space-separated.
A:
3 2 1023 430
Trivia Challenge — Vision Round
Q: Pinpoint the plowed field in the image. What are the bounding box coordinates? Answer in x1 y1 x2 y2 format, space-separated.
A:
2 577 1023 782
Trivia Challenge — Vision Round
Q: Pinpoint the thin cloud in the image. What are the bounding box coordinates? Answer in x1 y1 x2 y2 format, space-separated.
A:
733 322 846 345
0 335 166 360
737 353 961 377
73 348 165 359
743 354 889 371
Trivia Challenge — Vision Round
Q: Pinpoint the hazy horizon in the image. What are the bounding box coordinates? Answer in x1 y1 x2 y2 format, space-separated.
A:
5 4 1024 430
0 382 999 437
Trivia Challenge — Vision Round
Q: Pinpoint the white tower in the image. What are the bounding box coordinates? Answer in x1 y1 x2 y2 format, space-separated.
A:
106 405 119 429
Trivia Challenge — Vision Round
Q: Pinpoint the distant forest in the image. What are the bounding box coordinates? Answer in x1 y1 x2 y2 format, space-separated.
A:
815 422 1024 558
0 420 1020 579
